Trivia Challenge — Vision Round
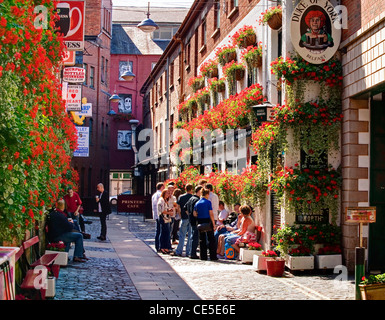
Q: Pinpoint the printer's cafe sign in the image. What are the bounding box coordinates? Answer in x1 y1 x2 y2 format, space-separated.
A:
291 0 341 64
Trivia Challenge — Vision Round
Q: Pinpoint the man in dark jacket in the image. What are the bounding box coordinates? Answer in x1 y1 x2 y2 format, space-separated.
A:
95 183 111 241
184 186 203 259
47 200 87 262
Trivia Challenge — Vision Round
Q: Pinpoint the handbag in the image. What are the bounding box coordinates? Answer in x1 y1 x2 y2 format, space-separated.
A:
162 214 172 224
197 222 213 232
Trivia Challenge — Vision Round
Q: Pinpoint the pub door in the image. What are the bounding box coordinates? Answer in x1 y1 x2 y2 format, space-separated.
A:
369 96 385 272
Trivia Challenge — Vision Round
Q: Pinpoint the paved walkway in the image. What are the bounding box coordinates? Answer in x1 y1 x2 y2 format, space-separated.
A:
54 212 356 300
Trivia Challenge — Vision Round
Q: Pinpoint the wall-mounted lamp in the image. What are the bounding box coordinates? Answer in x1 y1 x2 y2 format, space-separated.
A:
121 69 136 81
137 2 159 33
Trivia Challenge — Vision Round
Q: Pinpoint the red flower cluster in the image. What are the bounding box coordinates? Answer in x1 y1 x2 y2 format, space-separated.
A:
262 250 277 257
288 246 311 256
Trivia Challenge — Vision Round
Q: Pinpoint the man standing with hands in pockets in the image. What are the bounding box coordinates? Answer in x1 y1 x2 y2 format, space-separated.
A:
95 183 111 241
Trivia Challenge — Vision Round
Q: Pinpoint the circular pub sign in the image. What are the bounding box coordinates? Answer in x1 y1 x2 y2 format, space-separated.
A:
291 0 341 64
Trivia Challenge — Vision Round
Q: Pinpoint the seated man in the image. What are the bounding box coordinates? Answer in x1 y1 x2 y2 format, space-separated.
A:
47 199 88 263
217 201 229 226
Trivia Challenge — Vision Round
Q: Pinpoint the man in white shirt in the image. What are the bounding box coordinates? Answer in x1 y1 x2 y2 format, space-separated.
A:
206 183 219 225
152 182 164 252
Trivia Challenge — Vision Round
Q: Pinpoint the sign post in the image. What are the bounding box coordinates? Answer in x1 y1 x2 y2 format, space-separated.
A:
345 207 376 300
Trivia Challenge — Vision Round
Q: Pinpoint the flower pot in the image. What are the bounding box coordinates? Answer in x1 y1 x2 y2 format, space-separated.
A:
240 248 262 264
315 254 342 269
249 55 262 68
253 255 272 272
215 82 226 93
286 255 314 271
45 250 68 266
223 51 237 64
235 69 245 81
208 67 218 78
359 283 385 300
267 12 282 30
239 34 256 48
266 259 285 277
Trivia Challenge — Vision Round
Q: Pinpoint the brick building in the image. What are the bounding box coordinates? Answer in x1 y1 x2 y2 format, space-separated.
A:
340 0 385 272
71 0 113 213
108 6 188 197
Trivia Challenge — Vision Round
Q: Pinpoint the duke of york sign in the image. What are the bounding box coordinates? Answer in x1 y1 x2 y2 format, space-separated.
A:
291 0 342 64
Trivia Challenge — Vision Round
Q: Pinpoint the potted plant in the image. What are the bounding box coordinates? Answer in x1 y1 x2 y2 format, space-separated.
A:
200 59 219 78
241 44 263 70
286 246 314 271
315 244 342 269
188 76 205 92
240 241 262 264
266 257 286 277
45 241 68 266
215 45 237 66
253 250 277 272
231 25 257 49
223 61 245 94
209 77 226 93
360 274 385 300
259 6 282 30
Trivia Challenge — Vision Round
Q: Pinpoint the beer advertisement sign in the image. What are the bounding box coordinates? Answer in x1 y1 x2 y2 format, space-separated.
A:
63 67 85 83
55 1 85 51
291 0 341 64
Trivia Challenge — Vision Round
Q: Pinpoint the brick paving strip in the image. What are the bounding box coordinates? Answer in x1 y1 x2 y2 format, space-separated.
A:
55 213 355 300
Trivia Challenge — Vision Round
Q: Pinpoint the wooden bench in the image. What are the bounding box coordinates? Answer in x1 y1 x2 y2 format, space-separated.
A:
15 236 60 300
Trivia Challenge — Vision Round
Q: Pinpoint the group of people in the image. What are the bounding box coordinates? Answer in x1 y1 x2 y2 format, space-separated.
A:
47 183 111 263
152 180 257 261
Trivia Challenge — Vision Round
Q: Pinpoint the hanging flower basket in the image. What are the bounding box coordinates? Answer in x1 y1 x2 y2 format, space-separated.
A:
235 68 245 81
188 76 205 92
200 59 219 78
259 6 282 30
241 44 263 69
231 25 257 49
215 45 237 66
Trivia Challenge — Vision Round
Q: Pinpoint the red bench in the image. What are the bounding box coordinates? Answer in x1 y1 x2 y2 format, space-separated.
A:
15 236 60 300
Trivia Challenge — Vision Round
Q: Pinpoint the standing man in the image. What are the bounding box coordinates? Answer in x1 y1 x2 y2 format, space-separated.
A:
63 187 84 232
174 184 194 257
206 183 219 226
185 186 203 259
193 188 218 261
95 183 111 241
152 182 165 252
166 182 177 243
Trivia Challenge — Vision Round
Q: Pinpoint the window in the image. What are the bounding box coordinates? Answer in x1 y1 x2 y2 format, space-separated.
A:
152 27 178 40
101 56 105 83
214 0 220 30
90 66 95 88
103 7 111 34
170 62 174 86
83 63 88 86
105 59 108 85
201 20 207 48
186 41 191 67
230 0 238 10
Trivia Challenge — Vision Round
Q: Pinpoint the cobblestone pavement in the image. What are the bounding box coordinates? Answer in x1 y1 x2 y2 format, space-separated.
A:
54 215 141 300
54 213 356 300
127 217 356 300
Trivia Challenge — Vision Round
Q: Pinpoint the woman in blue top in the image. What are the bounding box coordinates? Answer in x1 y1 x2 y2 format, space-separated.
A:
193 188 218 261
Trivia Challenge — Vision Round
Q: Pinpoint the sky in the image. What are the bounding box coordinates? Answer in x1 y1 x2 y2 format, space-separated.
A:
112 0 194 8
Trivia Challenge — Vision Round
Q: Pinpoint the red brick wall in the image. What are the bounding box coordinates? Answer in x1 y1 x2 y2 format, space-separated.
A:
342 0 385 41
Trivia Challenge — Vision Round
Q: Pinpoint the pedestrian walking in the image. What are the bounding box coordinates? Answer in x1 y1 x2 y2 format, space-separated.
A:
152 182 164 252
158 188 173 254
184 186 203 259
95 183 111 241
193 188 218 261
173 184 194 257
206 183 219 225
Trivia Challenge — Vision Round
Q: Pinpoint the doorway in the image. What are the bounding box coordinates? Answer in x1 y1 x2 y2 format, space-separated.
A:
369 93 385 272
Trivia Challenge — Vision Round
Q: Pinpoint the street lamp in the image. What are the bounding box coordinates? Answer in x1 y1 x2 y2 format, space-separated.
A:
252 101 274 123
121 69 136 81
137 2 159 33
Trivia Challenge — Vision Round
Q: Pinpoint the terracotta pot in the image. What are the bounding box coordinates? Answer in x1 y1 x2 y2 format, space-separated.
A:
266 259 285 277
267 12 282 30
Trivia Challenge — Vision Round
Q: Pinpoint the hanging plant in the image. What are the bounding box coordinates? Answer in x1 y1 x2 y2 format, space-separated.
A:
241 43 263 71
208 77 226 94
215 44 237 66
194 87 211 114
223 61 245 94
259 5 282 30
231 25 257 49
240 164 268 209
188 76 205 92
269 165 342 224
200 59 219 78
